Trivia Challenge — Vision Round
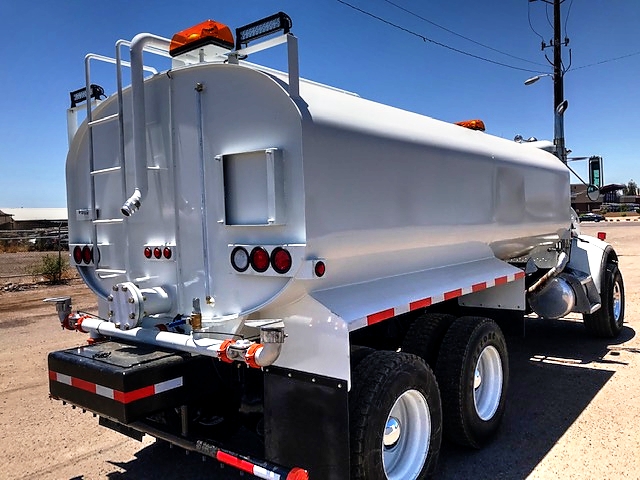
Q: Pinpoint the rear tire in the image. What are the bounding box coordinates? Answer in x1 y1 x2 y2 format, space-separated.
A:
584 262 625 338
350 351 442 480
402 313 456 368
435 316 508 448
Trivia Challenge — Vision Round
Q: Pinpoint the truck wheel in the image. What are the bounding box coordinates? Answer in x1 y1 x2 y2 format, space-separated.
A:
350 351 442 480
435 316 508 448
583 262 625 338
402 313 456 368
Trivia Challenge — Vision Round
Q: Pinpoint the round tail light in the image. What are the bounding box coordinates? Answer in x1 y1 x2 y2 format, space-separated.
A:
250 247 270 273
271 247 292 274
163 247 172 259
314 261 326 278
144 247 152 259
153 247 162 259
231 246 249 272
81 245 92 264
73 246 83 264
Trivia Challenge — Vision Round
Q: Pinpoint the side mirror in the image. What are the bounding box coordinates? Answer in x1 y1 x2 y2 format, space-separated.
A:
587 184 600 202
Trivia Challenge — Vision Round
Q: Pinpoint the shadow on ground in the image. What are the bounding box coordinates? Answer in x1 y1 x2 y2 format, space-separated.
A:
102 317 634 480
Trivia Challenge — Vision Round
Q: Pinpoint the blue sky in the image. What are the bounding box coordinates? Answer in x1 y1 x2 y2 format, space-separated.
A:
1 0 638 207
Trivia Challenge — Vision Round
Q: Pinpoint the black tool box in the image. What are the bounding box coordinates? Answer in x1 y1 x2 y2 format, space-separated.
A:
48 341 208 424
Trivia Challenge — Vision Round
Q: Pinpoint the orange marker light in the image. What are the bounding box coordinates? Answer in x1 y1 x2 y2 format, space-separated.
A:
455 119 486 131
169 20 234 57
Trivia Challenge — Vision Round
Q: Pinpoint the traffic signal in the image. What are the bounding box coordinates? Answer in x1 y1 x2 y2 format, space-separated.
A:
588 156 602 188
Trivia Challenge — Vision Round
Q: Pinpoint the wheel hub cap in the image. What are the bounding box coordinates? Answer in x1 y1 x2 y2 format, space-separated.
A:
473 345 503 421
382 389 431 480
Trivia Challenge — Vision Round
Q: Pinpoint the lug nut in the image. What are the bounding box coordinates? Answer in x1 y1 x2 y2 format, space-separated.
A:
128 298 135 304
107 295 113 302
112 285 119 292
129 313 136 319
108 311 114 317
122 285 128 292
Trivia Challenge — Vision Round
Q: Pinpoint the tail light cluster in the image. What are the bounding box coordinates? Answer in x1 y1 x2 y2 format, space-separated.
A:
72 245 99 265
231 246 293 275
144 246 173 260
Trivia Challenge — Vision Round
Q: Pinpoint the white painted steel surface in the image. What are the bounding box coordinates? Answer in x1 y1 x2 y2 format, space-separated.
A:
66 45 570 355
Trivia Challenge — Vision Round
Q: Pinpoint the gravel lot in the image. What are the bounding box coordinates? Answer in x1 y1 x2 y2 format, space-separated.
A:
1 223 638 479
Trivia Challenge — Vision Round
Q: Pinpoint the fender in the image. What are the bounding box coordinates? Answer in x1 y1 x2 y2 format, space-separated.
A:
567 234 615 294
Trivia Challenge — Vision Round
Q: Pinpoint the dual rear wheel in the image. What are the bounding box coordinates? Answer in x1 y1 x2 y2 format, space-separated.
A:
350 315 509 479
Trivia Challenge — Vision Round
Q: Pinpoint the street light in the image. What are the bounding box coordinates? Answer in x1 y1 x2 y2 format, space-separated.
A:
523 73 552 86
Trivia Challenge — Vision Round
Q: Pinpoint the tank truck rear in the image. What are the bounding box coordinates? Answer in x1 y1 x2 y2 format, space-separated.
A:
47 12 624 479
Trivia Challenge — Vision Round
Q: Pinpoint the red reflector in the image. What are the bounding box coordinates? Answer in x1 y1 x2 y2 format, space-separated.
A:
144 247 152 259
163 247 172 259
314 261 326 278
271 247 292 274
73 246 83 264
250 247 270 273
597 232 606 241
286 468 310 480
153 247 162 259
82 246 92 264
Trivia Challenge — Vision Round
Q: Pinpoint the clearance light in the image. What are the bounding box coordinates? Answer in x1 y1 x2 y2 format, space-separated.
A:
271 247 292 274
597 232 607 241
73 246 83 264
169 20 234 57
163 247 172 259
144 247 152 259
231 247 250 272
153 247 162 259
314 261 326 278
250 247 270 273
286 468 310 480
82 246 92 264
455 119 486 131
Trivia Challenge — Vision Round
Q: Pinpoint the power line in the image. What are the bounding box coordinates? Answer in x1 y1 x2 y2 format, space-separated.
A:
336 0 546 74
528 1 545 44
571 50 640 71
380 0 547 67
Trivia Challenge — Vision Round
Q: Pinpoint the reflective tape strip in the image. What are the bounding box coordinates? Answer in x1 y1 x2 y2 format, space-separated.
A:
363 271 525 328
49 371 182 404
215 450 281 480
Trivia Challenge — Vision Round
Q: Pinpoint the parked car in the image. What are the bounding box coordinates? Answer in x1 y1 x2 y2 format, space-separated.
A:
579 213 606 222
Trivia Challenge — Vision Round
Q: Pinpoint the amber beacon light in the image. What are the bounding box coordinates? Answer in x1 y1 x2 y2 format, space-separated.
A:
169 20 234 57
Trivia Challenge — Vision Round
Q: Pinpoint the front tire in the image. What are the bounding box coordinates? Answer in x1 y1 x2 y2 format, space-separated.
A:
436 316 508 448
350 351 442 480
584 262 625 338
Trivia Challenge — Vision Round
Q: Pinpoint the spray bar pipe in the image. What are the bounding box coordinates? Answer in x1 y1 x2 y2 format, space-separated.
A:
121 33 172 216
76 317 285 367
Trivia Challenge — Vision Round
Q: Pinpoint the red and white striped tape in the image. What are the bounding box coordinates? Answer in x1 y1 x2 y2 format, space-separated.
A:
354 271 525 330
49 370 182 404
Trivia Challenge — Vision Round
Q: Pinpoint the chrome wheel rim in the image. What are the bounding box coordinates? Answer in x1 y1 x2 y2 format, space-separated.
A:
382 389 431 480
612 280 622 325
473 346 503 421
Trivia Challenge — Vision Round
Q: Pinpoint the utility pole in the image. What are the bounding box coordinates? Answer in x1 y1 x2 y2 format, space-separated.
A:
526 0 569 163
552 0 567 164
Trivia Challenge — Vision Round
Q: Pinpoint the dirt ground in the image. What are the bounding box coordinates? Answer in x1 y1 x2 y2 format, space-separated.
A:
1 223 639 479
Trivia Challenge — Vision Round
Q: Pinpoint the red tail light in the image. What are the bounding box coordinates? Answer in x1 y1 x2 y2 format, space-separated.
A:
163 247 172 259
81 246 92 264
153 247 162 259
250 247 270 272
314 261 326 278
144 247 152 259
73 246 83 264
271 247 292 274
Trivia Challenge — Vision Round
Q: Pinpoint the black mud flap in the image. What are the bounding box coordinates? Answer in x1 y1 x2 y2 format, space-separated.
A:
48 341 209 424
264 366 350 479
